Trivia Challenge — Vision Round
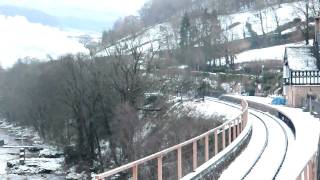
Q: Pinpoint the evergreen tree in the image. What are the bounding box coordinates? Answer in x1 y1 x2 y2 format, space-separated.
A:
179 13 191 49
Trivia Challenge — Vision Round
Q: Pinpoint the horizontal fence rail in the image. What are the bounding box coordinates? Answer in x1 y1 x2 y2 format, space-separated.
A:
284 70 320 85
93 99 249 180
296 135 319 180
296 152 318 180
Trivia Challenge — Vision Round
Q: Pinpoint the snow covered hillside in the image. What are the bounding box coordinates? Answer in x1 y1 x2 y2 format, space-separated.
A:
97 1 315 58
0 15 92 68
221 1 310 39
234 40 310 63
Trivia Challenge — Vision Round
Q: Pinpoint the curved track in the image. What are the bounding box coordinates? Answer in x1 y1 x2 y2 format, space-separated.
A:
209 98 289 179
242 109 288 180
240 112 268 178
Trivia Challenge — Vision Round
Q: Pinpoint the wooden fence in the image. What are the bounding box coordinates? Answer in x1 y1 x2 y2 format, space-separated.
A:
94 99 248 180
296 151 318 180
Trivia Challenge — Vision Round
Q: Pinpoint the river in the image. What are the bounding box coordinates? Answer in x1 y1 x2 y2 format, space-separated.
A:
0 128 65 179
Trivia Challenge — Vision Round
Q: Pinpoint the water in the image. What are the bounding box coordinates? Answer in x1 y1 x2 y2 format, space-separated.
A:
0 129 65 180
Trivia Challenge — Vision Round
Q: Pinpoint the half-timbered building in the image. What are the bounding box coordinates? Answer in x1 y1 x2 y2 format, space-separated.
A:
283 17 320 107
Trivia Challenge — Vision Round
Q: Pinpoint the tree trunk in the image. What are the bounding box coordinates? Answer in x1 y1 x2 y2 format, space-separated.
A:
259 11 266 36
305 3 309 45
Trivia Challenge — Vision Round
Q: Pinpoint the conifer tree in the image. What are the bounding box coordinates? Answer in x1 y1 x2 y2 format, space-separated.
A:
179 13 191 49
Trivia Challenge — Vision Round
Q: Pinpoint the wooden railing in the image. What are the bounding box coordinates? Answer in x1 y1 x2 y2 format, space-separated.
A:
296 135 319 180
94 99 249 180
284 70 320 85
296 152 318 180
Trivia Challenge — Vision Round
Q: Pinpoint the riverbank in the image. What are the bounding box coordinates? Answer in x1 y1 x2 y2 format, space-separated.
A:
0 119 66 179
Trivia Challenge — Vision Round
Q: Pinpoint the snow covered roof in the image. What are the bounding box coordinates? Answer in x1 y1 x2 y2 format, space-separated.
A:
284 46 319 71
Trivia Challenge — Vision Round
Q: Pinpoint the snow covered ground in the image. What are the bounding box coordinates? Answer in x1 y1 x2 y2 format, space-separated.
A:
0 15 90 68
0 128 19 175
234 41 310 63
221 2 310 40
0 119 66 179
177 97 241 121
223 95 320 179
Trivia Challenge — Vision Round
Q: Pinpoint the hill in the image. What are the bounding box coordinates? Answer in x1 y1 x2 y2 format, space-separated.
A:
98 1 315 62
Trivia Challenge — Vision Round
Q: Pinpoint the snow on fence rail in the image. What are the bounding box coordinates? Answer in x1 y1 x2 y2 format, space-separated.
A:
93 99 248 180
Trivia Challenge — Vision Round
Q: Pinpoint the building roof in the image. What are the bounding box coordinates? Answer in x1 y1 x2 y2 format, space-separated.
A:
285 46 319 71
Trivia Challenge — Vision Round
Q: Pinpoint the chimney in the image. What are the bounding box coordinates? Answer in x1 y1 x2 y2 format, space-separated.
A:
315 17 320 69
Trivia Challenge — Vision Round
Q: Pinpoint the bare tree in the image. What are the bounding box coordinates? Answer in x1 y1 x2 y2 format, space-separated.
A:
271 6 281 36
293 0 320 45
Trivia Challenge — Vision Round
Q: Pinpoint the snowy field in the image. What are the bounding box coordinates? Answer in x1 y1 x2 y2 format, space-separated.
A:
0 15 90 68
234 41 309 63
221 2 310 40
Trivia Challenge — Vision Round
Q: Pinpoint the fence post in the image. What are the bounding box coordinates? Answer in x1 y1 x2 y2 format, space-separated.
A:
317 136 320 180
214 129 218 155
222 126 226 149
228 123 232 145
205 135 209 162
132 165 138 180
158 156 162 180
193 141 197 171
177 147 182 179
237 118 240 137
313 154 317 180
303 165 308 180
233 120 236 140
308 159 313 180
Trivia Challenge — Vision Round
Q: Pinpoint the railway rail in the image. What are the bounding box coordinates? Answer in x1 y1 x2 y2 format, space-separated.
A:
211 98 289 179
242 109 289 179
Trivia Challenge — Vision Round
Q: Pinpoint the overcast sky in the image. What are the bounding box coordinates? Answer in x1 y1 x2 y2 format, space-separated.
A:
0 0 148 22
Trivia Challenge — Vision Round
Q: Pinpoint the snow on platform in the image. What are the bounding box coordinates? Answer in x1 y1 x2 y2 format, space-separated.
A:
224 95 320 179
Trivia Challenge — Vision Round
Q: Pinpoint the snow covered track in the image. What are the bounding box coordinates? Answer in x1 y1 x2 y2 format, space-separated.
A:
221 95 320 180
209 99 289 180
241 109 289 180
239 111 269 179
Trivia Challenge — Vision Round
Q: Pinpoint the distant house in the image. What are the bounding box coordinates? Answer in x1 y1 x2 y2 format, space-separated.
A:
283 17 320 107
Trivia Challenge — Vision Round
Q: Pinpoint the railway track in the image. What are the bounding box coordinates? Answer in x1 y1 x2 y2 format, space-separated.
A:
242 109 289 180
208 98 289 179
240 111 268 179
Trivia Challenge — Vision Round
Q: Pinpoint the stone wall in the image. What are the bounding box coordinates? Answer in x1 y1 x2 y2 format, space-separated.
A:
284 85 320 107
